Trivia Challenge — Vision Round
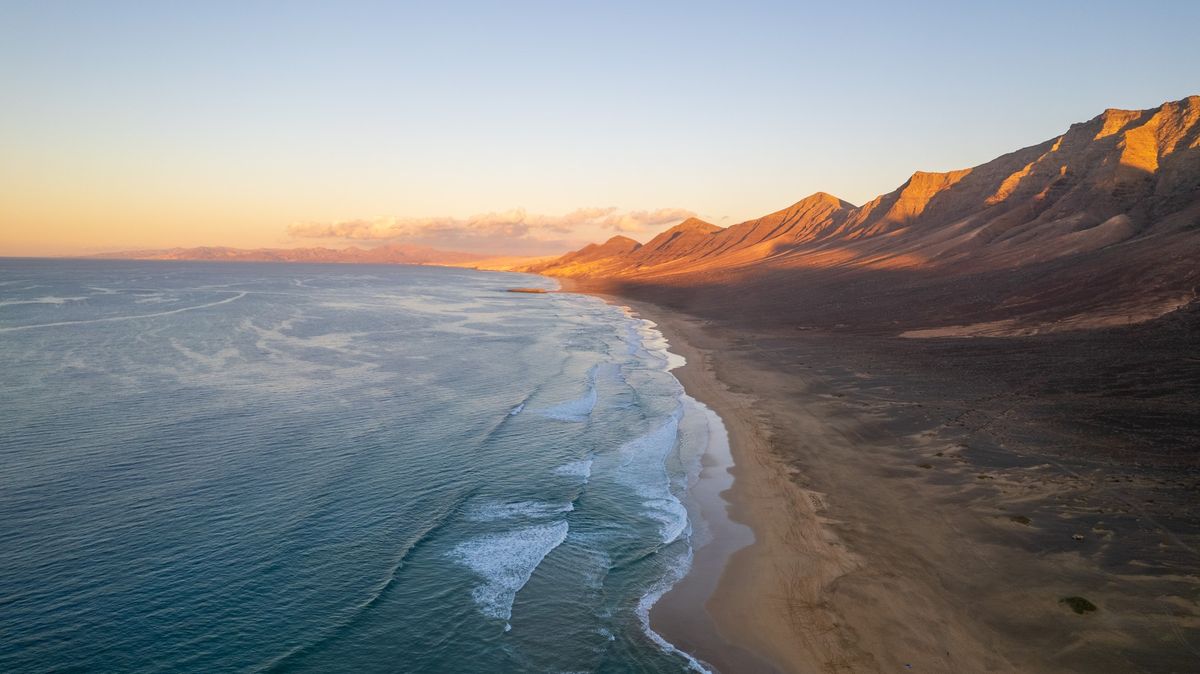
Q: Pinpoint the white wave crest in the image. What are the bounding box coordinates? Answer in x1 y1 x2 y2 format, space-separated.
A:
616 411 689 544
466 500 574 521
0 295 87 308
553 458 594 483
448 521 570 628
538 364 599 422
636 546 712 673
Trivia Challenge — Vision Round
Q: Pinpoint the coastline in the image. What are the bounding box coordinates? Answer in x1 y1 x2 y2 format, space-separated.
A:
561 276 1200 674
651 385 767 672
589 293 1036 673
585 292 1101 674
573 283 863 673
619 298 858 674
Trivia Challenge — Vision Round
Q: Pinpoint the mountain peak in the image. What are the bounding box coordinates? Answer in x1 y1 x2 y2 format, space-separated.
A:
604 235 640 246
791 192 855 210
667 217 720 233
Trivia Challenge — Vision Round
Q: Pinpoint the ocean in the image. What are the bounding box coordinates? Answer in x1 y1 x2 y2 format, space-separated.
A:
0 259 723 673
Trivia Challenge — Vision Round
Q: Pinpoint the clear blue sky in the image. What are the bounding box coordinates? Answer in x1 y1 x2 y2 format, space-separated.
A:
2 0 1198 255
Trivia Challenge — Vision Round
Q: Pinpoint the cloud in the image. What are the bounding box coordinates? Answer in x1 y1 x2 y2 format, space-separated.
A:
286 206 697 243
597 208 698 233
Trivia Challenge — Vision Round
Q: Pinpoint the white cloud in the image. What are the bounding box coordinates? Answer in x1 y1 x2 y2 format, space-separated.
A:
597 208 698 233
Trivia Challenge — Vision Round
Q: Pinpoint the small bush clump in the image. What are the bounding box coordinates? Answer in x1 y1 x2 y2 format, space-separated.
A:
1059 596 1097 614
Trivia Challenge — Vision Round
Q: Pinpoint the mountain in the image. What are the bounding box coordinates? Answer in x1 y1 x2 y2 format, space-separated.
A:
635 218 723 264
525 235 643 276
89 243 488 266
532 96 1200 336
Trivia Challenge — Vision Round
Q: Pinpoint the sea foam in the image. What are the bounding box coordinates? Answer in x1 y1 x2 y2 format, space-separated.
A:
466 500 574 521
448 521 570 628
0 295 87 308
635 545 712 673
553 458 594 483
616 410 689 544
538 364 599 422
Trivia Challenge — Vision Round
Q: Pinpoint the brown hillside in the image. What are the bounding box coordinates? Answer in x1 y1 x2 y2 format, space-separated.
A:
533 96 1200 335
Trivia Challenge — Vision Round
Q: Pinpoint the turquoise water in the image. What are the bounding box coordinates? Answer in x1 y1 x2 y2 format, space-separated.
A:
0 260 715 673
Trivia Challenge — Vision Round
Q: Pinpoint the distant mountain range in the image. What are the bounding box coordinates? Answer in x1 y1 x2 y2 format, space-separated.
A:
530 96 1200 336
89 243 489 266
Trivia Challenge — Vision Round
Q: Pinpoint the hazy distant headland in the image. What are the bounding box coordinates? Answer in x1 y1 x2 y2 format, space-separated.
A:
86 243 481 265
80 241 558 272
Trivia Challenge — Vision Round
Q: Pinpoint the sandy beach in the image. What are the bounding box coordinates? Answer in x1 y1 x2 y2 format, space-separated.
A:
639 302 857 674
583 286 1200 674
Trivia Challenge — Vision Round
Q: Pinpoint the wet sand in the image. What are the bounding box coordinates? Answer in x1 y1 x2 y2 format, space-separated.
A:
651 390 767 673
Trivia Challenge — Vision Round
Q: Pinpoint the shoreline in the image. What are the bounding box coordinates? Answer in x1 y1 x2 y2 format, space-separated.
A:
619 298 847 674
590 292 1069 673
590 290 1044 673
560 273 1200 674
564 282 1045 673
652 387 765 672
576 284 843 673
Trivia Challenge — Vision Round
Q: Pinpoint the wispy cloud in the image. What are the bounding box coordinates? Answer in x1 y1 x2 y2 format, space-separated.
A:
287 207 697 244
594 208 699 234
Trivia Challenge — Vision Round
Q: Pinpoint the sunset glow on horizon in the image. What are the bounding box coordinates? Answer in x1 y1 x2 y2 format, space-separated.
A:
3 1 1198 257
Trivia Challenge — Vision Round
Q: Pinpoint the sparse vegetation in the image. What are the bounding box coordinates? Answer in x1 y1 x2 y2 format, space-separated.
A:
1059 596 1097 614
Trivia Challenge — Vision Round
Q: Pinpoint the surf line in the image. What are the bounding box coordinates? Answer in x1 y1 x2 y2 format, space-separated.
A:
0 292 249 332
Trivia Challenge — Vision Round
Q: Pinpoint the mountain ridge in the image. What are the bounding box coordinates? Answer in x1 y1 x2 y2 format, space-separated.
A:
530 96 1200 335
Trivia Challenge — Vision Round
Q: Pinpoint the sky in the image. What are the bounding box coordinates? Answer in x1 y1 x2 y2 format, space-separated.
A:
2 1 1198 257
